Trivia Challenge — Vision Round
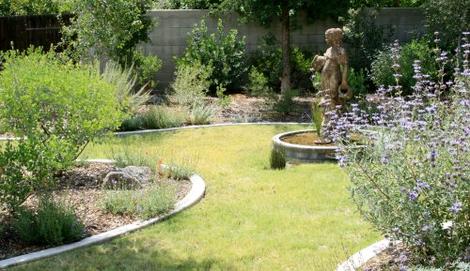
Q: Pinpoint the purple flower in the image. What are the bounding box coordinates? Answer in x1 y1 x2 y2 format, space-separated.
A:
428 150 437 163
416 179 431 190
449 201 462 214
408 189 419 201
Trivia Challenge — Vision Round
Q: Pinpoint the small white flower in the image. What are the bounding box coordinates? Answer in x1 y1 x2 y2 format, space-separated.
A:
441 220 453 230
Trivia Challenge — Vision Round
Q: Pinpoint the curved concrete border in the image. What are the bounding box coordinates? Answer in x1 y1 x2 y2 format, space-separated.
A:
272 129 338 162
0 174 206 269
336 239 391 271
0 122 309 141
115 122 310 136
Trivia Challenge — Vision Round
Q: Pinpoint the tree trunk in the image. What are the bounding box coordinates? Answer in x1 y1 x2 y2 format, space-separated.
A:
280 1 291 93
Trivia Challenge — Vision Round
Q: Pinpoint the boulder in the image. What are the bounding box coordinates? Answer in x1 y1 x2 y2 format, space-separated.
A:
102 166 152 190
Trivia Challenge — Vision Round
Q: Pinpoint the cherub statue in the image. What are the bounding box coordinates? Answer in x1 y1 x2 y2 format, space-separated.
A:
312 28 352 130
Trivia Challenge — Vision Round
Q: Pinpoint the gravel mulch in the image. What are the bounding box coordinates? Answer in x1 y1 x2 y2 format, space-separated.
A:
0 163 191 260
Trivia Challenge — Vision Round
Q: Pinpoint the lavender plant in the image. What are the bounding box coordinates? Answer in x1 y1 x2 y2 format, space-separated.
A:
330 34 470 267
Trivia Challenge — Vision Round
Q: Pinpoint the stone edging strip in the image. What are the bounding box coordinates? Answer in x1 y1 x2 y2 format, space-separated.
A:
0 174 206 269
0 122 309 141
336 239 391 271
114 122 310 136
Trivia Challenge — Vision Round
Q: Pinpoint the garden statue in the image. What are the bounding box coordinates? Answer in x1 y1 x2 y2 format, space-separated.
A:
311 28 352 136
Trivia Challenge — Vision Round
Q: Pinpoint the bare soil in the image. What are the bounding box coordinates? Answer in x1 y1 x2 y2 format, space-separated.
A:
0 163 191 260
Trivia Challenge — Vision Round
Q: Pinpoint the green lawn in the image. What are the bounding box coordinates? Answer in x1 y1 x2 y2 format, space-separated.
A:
11 125 380 270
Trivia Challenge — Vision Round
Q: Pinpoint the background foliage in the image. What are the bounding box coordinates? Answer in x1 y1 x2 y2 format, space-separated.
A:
62 0 161 87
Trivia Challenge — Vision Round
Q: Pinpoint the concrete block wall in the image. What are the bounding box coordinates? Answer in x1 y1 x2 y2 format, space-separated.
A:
143 8 425 89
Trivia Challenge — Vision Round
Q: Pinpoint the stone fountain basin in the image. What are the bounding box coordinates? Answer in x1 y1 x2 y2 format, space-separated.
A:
272 129 338 162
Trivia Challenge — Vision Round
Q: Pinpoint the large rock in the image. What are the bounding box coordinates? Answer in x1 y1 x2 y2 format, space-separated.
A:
102 166 152 190
122 166 153 184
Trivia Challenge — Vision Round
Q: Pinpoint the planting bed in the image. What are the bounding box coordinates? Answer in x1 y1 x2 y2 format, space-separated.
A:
0 163 190 261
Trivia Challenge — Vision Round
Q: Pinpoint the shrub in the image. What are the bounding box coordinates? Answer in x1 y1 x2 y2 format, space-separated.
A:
187 103 215 125
171 60 213 107
274 89 299 115
342 8 394 73
141 106 186 129
176 19 247 92
102 184 175 219
62 0 161 87
0 0 73 16
249 34 282 90
270 147 286 170
249 34 315 92
160 164 194 181
13 198 84 245
423 0 470 50
371 39 438 95
0 49 126 211
248 66 272 96
101 61 151 115
348 68 367 96
331 38 470 267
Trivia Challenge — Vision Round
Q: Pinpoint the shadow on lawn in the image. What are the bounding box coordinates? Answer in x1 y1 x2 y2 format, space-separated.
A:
14 237 235 271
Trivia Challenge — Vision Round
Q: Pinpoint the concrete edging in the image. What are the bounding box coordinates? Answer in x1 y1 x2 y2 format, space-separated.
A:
0 173 206 269
115 122 310 136
336 239 391 271
0 122 310 141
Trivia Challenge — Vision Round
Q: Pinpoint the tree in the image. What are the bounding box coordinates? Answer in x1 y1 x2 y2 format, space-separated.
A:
223 0 349 92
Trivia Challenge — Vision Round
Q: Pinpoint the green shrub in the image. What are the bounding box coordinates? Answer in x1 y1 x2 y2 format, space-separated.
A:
187 103 215 125
0 0 73 16
290 47 314 92
0 49 126 212
141 106 186 130
274 89 298 115
120 116 145 131
63 0 161 87
171 60 213 107
270 147 286 170
13 198 84 245
248 66 272 96
102 184 176 219
249 34 316 92
371 39 438 95
423 0 470 50
342 8 394 73
249 34 282 90
176 19 247 92
348 68 368 96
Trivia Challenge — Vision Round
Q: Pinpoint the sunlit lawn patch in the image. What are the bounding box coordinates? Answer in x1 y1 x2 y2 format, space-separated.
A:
11 125 379 271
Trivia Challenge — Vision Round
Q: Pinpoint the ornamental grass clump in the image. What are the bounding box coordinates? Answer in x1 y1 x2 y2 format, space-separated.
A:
330 35 470 268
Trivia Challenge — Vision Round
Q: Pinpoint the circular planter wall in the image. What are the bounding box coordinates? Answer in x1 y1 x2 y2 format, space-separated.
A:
272 129 338 162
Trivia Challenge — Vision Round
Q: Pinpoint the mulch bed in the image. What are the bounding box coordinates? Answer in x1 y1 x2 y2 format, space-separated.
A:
361 243 411 271
361 243 470 270
0 163 191 260
211 94 315 123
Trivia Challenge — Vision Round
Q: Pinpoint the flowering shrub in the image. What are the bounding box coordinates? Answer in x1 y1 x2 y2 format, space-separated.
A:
330 35 470 267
